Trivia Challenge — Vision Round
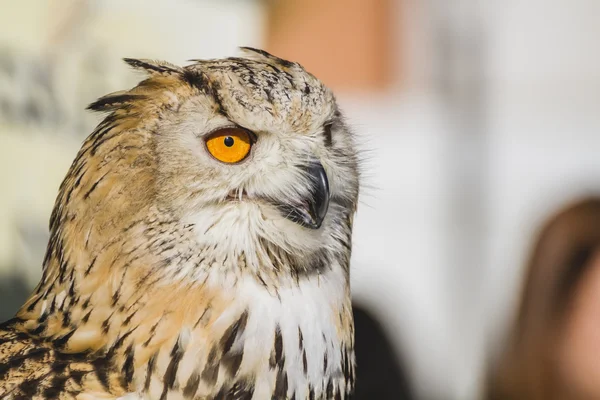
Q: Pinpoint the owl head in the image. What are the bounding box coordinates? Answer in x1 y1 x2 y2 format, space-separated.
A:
69 48 359 278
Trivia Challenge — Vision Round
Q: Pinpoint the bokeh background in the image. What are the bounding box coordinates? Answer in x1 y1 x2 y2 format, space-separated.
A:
1 1 599 399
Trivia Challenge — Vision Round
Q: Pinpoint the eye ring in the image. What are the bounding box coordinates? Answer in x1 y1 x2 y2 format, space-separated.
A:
204 127 254 164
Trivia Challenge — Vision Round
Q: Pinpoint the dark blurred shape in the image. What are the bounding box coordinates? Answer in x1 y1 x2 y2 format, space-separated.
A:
0 272 30 322
353 303 413 400
486 198 600 400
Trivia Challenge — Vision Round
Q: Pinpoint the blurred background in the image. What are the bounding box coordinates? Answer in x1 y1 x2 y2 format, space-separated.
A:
1 1 599 399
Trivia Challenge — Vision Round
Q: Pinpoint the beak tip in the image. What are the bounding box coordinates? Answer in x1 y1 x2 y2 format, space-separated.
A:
277 161 330 230
304 219 323 230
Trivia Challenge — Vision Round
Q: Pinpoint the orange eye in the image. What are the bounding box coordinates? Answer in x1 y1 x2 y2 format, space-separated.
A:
205 128 252 164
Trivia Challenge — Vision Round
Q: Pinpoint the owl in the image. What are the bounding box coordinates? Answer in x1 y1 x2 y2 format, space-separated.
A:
0 48 359 400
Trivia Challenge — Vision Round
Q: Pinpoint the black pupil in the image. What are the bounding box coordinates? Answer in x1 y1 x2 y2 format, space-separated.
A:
224 136 235 147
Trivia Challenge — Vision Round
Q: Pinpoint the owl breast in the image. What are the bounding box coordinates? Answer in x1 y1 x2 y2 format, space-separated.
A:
139 266 354 400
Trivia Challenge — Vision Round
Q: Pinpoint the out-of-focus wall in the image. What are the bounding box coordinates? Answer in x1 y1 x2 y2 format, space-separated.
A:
343 1 600 399
484 0 600 364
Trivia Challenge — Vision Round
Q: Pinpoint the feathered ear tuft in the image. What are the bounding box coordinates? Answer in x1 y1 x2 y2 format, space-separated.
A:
87 91 147 113
123 58 183 76
238 47 296 69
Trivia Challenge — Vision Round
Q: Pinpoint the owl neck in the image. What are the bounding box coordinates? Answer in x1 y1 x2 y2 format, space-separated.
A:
15 200 350 348
12 207 354 398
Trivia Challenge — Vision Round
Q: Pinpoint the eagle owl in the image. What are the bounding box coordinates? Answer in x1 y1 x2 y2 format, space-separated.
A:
0 48 359 399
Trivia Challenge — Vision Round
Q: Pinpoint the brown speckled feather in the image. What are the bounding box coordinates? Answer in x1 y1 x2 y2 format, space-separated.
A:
0 321 117 399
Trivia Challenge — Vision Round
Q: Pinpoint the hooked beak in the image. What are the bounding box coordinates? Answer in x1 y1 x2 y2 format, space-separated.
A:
277 161 330 229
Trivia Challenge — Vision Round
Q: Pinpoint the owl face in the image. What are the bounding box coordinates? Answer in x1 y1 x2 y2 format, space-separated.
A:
150 53 360 259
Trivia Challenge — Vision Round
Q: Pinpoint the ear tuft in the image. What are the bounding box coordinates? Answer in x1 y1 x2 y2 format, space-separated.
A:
238 47 296 69
87 91 146 113
123 58 182 76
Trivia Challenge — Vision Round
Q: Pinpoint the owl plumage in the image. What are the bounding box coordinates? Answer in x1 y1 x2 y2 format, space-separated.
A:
0 48 359 399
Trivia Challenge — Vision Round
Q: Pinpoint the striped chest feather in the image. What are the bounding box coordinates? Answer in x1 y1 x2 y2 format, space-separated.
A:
0 269 355 400
135 269 355 399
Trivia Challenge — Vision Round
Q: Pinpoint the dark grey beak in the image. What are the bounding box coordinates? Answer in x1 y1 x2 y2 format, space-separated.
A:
278 162 330 229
